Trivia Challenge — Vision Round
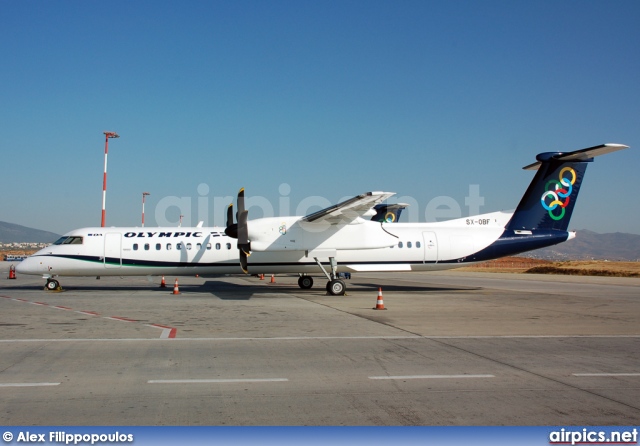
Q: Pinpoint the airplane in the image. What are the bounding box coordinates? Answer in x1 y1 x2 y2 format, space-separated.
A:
17 143 629 295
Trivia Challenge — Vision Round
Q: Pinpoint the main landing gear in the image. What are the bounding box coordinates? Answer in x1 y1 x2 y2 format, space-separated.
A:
295 257 347 296
297 275 314 289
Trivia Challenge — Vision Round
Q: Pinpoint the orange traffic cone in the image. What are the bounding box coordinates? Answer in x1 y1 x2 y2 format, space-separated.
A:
160 275 166 288
172 278 181 295
259 274 264 280
8 265 16 279
373 287 386 310
270 274 276 283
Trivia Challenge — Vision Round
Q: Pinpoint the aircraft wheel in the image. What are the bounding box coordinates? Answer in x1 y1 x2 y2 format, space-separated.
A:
46 279 60 291
327 279 346 296
298 276 314 289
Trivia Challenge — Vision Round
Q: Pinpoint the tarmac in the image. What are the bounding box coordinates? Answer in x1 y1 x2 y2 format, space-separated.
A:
0 261 639 425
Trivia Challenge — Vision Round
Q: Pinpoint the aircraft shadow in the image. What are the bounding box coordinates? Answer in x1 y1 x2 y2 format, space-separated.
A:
349 282 482 292
0 280 480 297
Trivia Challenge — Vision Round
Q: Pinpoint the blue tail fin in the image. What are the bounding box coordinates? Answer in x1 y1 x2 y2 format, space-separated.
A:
506 144 628 231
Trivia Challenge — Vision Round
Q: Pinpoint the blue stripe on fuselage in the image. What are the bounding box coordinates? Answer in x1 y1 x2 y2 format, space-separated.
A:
439 229 570 264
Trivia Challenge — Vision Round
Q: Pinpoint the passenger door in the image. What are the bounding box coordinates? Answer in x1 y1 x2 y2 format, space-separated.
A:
422 231 438 263
104 233 122 268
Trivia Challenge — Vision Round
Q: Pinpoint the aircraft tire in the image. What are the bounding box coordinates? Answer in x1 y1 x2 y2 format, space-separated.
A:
327 279 346 296
298 276 314 289
46 279 60 291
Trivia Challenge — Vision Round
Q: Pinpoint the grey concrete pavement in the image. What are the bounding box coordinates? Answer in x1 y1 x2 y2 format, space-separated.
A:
1 271 638 425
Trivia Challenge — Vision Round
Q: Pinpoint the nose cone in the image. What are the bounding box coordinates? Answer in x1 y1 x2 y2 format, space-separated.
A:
15 256 38 275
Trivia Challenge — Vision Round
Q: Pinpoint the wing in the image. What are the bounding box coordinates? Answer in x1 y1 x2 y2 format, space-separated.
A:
302 191 396 225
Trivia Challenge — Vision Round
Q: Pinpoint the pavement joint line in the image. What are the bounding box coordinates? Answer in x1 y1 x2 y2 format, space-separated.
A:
2 334 640 343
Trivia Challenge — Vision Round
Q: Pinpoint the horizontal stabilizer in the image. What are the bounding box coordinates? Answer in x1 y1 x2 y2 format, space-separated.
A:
523 143 629 170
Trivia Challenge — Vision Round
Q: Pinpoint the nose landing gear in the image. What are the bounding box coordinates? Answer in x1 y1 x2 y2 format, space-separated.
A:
45 278 62 292
313 256 347 296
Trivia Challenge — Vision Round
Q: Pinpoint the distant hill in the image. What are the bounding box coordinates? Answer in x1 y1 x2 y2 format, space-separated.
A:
524 229 640 261
0 221 60 243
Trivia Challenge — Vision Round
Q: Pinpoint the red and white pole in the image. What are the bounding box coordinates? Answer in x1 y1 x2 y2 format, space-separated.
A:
142 192 150 227
101 131 119 227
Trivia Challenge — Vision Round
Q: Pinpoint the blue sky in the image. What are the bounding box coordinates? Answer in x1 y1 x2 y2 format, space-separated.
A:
1 0 639 235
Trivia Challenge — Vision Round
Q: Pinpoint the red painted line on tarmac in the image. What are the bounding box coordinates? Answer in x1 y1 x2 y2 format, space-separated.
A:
77 310 100 316
150 324 178 338
3 294 177 340
108 316 138 322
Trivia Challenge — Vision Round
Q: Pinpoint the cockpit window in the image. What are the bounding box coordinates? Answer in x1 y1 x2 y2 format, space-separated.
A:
53 237 68 245
53 236 83 245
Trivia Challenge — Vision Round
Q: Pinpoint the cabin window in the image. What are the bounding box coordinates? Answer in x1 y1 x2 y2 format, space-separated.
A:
177 243 182 250
206 243 211 250
144 243 150 251
166 243 172 250
398 242 403 248
156 243 161 250
416 241 421 248
196 243 202 250
226 243 232 250
407 241 412 248
216 243 221 250
133 243 139 251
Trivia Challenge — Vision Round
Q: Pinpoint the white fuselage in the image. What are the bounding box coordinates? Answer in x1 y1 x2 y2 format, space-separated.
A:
17 211 512 278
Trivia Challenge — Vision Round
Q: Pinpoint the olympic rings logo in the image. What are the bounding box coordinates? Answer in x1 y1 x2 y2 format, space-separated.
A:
540 167 576 221
279 224 287 235
384 212 396 223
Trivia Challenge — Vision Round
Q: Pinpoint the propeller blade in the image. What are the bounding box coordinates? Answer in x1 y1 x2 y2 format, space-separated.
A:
237 190 250 273
238 187 245 215
224 203 238 238
238 210 250 255
225 187 250 272
240 250 248 274
226 203 234 228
